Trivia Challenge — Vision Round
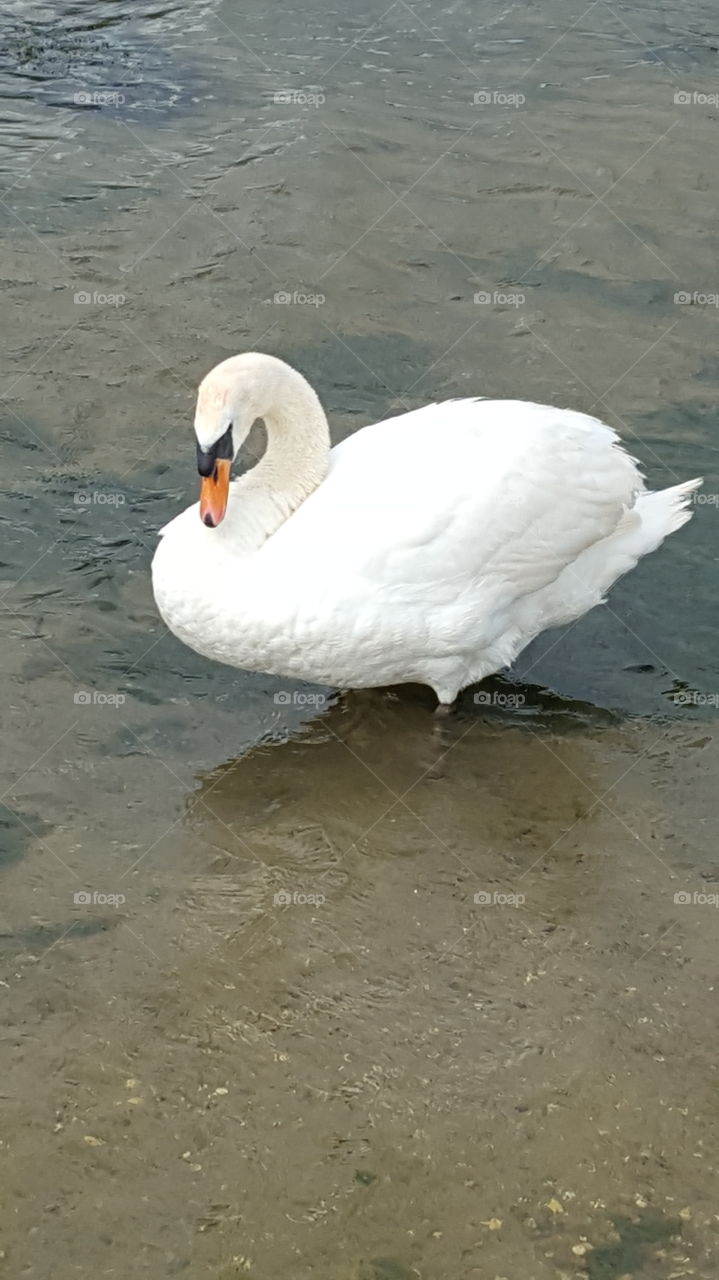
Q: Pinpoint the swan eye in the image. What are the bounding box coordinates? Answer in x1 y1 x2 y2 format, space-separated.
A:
196 422 233 476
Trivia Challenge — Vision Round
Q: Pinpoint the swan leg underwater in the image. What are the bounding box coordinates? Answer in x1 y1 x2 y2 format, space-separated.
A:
151 352 701 712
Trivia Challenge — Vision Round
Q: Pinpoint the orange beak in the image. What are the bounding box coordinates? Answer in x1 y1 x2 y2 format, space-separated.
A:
199 458 231 528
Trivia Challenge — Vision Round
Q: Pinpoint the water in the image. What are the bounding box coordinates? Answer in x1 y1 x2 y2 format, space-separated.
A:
1 1 719 1275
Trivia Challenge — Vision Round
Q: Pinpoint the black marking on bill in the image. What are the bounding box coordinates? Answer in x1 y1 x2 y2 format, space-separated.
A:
197 423 233 476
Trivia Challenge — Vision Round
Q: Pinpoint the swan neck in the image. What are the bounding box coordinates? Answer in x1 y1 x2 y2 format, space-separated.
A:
250 370 330 518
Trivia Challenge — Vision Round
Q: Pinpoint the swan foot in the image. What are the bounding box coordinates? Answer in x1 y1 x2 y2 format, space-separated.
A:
434 700 457 718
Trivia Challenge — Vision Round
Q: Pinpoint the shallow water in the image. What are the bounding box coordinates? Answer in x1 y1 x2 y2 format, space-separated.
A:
2 0 719 1276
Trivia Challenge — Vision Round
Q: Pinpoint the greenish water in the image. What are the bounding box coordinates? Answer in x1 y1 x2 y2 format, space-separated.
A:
1 1 718 1276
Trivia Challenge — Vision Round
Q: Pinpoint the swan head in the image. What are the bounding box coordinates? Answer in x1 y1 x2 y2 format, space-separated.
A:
194 353 288 528
193 352 330 530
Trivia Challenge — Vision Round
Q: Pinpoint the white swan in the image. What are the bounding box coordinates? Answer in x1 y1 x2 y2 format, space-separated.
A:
151 352 700 710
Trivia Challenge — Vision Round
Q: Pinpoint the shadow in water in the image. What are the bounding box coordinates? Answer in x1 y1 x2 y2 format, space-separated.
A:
176 680 629 962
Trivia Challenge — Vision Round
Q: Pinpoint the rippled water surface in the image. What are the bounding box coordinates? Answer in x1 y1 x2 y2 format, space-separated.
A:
2 1 719 1276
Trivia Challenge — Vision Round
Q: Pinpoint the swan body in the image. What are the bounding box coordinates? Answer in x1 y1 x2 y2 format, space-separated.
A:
152 353 700 706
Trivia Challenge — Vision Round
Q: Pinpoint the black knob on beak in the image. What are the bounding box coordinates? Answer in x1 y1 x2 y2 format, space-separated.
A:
196 423 234 476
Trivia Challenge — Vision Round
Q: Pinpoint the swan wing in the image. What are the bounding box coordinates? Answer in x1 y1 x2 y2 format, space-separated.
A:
258 398 641 611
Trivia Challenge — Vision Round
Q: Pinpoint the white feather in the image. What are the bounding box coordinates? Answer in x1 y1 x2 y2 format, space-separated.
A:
152 354 701 705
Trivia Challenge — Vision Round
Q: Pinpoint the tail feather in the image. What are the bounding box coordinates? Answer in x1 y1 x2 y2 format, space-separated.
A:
520 477 703 633
635 476 703 551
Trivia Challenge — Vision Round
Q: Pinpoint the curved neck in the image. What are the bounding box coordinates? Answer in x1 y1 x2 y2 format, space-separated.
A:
223 363 331 552
256 371 330 510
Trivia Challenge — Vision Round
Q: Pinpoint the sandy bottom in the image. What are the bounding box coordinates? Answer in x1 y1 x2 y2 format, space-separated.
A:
2 691 718 1278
